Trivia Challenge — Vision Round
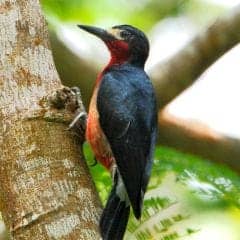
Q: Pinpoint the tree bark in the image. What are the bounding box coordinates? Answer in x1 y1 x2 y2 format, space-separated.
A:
0 0 101 239
150 5 240 108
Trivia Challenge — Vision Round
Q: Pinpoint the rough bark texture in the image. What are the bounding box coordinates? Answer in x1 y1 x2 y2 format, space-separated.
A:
150 5 240 108
0 0 101 239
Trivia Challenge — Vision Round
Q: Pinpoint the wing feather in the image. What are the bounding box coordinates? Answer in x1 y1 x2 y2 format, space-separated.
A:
97 64 157 217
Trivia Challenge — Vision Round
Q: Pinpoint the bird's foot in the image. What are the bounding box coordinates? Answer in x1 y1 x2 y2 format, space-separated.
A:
68 110 87 138
43 86 87 141
66 87 87 138
48 86 84 113
89 157 98 167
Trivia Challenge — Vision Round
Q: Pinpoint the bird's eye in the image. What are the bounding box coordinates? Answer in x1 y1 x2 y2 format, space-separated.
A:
120 31 130 39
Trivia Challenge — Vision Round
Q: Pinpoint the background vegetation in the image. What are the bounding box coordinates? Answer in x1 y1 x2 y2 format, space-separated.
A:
85 143 240 239
35 1 240 239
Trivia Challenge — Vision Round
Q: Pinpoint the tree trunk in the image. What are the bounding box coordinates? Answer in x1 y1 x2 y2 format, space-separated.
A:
0 0 101 239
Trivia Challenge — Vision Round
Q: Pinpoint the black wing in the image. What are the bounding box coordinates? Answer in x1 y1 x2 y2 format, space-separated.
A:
97 64 157 218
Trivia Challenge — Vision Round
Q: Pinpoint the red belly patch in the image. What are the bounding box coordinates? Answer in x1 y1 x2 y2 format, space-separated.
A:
86 87 113 170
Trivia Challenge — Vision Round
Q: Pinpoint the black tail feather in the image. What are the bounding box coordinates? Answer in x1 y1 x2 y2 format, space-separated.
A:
100 185 120 234
114 203 130 240
100 185 130 240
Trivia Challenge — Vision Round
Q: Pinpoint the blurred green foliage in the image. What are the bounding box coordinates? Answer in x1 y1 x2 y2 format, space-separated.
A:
84 143 240 239
154 147 240 208
40 1 239 238
41 0 226 30
41 0 189 30
84 143 111 203
85 143 240 207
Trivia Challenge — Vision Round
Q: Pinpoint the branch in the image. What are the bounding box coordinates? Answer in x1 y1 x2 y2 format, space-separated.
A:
0 0 101 239
46 6 240 167
149 5 240 108
158 111 240 171
49 6 240 111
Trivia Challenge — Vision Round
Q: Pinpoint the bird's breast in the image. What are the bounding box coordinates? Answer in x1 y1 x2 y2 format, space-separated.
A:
86 86 113 170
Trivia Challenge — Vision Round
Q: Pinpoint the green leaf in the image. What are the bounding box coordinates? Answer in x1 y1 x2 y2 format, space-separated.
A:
83 143 240 239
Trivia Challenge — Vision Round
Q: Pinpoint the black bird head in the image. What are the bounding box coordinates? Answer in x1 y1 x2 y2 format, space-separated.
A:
78 24 149 67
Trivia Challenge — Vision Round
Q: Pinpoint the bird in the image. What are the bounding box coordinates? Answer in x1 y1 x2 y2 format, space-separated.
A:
76 24 157 240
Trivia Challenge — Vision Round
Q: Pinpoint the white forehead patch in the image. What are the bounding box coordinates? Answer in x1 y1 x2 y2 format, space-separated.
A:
107 28 123 40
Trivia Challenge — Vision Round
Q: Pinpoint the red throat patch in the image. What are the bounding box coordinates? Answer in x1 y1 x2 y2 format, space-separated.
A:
87 40 130 170
95 40 130 84
106 40 130 66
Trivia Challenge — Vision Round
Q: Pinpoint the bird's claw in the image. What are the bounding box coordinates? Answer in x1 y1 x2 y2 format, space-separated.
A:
47 86 87 140
68 111 87 130
89 157 98 167
67 111 87 140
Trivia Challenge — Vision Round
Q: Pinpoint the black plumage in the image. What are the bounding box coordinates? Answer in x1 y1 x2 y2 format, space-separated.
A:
76 24 157 240
97 63 157 238
100 174 130 240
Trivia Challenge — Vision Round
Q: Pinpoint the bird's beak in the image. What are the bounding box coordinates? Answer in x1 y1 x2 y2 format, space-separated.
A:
77 25 115 42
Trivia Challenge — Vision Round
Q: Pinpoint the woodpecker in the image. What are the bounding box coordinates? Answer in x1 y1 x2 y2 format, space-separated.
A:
77 24 157 239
